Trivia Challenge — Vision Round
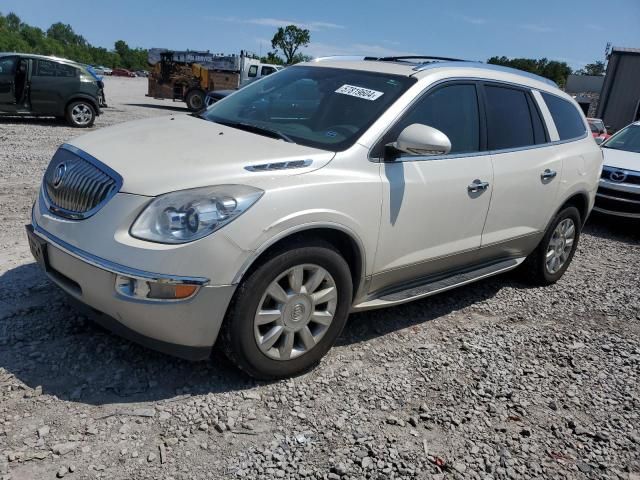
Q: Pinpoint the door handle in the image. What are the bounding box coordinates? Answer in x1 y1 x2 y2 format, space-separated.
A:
541 169 557 181
467 179 490 193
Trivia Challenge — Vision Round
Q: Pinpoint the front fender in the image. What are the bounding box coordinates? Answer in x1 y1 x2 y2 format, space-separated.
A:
65 94 101 116
231 219 368 285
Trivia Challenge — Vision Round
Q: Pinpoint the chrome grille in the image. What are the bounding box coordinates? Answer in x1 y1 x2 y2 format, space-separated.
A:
601 166 640 185
42 144 122 220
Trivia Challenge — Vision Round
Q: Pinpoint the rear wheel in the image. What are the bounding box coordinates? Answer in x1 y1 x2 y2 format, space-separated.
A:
221 242 353 379
521 206 581 285
185 89 205 111
65 100 95 128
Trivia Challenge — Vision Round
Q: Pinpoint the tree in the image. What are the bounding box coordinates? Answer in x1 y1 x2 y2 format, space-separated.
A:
271 25 310 64
114 40 129 58
47 22 86 46
0 11 149 70
487 56 573 87
575 61 605 76
260 51 285 65
291 52 312 64
5 12 20 32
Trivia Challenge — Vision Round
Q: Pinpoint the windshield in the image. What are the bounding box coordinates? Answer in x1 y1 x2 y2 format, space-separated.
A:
201 65 416 151
602 124 640 153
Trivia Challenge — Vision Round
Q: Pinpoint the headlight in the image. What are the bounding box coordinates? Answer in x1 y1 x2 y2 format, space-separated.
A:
130 185 263 244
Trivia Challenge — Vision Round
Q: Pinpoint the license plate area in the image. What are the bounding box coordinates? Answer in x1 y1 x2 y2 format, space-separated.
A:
25 225 49 272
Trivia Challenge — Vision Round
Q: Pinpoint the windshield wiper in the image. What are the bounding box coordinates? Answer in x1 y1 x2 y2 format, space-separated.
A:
215 120 295 143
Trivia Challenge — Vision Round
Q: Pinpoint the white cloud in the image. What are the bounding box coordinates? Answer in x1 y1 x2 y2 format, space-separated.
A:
302 41 416 58
461 15 487 25
448 12 487 25
520 24 554 33
211 16 344 31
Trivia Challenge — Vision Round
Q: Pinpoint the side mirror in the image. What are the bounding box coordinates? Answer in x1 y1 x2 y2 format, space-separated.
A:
388 124 452 158
595 137 605 145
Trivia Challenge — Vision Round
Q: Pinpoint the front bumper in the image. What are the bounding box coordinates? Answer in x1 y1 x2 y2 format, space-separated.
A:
594 178 640 219
26 223 236 360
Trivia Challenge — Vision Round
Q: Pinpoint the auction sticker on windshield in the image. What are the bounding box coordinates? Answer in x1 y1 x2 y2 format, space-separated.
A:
335 84 384 101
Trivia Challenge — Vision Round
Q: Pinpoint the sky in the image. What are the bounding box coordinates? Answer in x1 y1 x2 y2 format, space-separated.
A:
3 0 640 69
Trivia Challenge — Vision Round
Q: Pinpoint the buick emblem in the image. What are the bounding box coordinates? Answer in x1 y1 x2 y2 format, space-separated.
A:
52 163 67 188
609 170 627 183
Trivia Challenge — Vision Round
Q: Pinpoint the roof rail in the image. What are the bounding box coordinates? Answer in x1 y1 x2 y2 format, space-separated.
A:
312 55 368 62
411 61 558 88
364 55 467 63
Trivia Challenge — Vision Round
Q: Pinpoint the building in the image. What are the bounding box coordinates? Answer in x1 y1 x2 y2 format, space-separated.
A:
565 74 604 117
596 47 640 131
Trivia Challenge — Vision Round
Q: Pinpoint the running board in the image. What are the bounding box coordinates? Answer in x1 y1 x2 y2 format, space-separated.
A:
352 257 525 311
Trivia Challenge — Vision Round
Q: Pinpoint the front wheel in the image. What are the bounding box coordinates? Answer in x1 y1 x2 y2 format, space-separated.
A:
221 242 353 379
521 206 581 285
185 89 205 111
65 100 95 128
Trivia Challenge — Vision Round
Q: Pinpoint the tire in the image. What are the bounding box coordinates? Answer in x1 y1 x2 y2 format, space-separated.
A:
521 206 581 286
185 89 205 111
65 100 95 128
221 241 353 379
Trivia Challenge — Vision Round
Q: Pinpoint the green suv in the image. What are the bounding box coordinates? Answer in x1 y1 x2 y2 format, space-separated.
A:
0 53 102 127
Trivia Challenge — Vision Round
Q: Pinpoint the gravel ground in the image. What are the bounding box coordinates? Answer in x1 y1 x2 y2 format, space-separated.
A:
1 77 639 480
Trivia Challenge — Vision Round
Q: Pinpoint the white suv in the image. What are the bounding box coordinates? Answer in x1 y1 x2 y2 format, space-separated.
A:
27 56 602 378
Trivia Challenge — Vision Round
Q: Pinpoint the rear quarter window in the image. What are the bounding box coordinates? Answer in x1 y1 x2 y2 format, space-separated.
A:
542 92 586 141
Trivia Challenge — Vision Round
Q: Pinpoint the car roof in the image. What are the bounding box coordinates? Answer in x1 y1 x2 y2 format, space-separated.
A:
302 56 561 93
0 52 83 67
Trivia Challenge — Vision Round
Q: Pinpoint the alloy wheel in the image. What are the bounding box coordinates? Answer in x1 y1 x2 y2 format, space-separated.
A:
71 104 92 125
545 218 576 274
254 264 337 361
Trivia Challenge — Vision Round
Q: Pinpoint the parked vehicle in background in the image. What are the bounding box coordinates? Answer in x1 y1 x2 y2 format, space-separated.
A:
135 70 149 77
27 56 602 379
146 49 281 111
243 63 283 85
98 66 112 75
111 68 135 77
594 121 640 218
204 89 233 107
0 52 101 127
84 65 107 108
587 117 611 144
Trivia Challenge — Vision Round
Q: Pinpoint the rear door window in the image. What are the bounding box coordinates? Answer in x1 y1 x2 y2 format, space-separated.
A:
36 60 56 76
36 60 77 77
261 66 276 76
248 65 258 78
485 85 540 150
542 92 587 140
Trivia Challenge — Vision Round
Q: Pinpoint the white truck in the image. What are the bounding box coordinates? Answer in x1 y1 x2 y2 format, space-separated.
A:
147 49 282 110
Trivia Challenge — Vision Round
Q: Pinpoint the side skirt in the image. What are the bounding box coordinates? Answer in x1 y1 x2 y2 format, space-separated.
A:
352 257 525 311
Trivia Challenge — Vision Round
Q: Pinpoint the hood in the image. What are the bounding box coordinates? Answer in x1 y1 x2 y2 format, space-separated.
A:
602 147 640 172
68 115 335 196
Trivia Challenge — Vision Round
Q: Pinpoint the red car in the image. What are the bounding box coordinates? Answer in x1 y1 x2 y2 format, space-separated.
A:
111 68 135 77
587 118 611 143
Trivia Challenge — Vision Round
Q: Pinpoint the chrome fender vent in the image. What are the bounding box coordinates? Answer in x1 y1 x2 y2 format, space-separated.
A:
245 159 312 172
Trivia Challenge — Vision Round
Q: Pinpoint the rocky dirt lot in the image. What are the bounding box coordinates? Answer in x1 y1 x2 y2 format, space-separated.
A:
0 77 639 480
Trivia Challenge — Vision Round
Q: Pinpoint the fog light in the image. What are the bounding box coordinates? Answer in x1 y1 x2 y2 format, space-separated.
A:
116 275 199 301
